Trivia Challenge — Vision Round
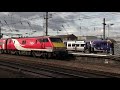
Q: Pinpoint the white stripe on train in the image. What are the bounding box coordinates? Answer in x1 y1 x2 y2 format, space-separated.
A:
12 39 53 52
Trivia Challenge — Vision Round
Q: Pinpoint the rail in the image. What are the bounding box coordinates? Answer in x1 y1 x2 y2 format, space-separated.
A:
0 58 108 78
0 55 120 78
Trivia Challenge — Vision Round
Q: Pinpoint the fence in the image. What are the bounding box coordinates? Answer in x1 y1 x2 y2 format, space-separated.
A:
114 42 120 55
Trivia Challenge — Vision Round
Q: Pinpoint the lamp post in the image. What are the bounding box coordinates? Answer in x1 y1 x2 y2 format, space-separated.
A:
107 24 114 38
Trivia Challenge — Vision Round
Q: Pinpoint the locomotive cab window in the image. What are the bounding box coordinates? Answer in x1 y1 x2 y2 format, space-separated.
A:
43 38 49 42
38 39 43 42
50 38 62 43
38 38 48 42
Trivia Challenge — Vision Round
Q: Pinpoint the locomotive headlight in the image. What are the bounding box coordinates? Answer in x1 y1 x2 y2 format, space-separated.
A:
53 47 66 50
54 47 57 50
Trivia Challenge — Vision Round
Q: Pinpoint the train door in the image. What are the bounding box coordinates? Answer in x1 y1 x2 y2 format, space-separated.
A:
43 38 50 48
2 39 8 50
2 40 5 50
38 38 45 49
72 43 76 51
39 39 44 49
4 39 9 50
7 39 12 49
39 38 49 49
75 44 79 51
67 43 72 51
63 42 67 46
3 39 9 53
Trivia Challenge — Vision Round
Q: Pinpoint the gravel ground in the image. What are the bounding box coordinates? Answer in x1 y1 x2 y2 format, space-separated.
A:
1 54 120 76
0 68 22 78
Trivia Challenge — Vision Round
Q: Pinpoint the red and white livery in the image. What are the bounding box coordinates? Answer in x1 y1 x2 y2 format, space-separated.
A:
0 36 68 58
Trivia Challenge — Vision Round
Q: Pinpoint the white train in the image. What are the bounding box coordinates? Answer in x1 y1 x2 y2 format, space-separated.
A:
63 40 86 52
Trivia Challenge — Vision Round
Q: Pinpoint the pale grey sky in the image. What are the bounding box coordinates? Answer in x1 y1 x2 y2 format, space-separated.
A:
0 12 120 38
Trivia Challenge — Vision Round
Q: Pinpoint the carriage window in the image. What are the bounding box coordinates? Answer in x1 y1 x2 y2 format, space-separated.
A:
68 44 71 47
81 44 85 47
76 44 79 47
72 44 75 47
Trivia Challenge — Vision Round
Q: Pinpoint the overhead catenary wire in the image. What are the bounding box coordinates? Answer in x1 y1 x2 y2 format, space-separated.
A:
0 15 43 27
62 25 69 35
0 15 44 35
4 20 12 32
0 12 120 37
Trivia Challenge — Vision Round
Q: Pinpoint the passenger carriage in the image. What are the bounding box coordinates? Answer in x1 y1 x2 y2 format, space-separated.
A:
63 40 86 52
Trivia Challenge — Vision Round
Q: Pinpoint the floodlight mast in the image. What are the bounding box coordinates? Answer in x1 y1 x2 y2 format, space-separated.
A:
103 18 106 40
45 12 48 36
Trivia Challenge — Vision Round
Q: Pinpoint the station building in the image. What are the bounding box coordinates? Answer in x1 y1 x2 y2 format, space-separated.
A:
57 34 77 41
77 36 99 42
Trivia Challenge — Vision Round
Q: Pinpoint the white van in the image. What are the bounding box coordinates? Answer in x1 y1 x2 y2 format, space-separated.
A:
63 41 85 52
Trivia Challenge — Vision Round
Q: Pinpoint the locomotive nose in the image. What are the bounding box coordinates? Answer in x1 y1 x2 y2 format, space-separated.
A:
52 42 66 47
52 42 67 51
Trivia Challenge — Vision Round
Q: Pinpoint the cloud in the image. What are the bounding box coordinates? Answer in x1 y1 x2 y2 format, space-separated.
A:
0 12 120 38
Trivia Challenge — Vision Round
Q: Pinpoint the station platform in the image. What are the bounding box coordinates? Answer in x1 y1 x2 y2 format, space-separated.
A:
70 52 108 57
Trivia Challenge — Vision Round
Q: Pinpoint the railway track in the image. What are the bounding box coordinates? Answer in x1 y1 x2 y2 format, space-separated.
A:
0 54 120 78
0 58 108 78
0 59 82 78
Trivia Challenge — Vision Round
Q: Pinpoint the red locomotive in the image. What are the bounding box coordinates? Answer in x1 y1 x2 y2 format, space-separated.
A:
0 36 68 58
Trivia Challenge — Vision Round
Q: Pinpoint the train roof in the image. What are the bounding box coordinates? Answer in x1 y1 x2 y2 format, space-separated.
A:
64 40 85 42
64 40 85 44
0 36 61 39
92 40 107 43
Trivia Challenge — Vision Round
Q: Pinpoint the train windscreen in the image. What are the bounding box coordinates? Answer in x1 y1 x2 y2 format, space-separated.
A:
50 38 62 43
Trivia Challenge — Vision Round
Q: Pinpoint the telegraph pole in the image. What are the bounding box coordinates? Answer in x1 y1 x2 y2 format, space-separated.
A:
0 27 1 35
0 27 3 38
103 18 106 40
80 26 81 35
0 27 1 38
45 12 48 36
